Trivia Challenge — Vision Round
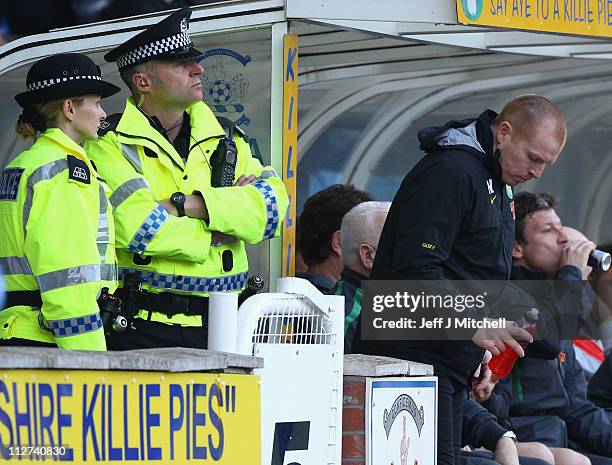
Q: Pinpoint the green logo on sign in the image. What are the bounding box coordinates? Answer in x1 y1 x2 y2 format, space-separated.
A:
461 0 483 20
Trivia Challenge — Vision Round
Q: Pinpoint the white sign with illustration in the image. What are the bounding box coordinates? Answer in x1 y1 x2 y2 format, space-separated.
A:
199 48 251 126
196 41 271 164
366 377 437 465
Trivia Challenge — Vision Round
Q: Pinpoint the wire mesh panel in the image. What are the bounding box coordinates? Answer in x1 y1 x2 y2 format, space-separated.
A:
236 283 345 465
252 297 333 345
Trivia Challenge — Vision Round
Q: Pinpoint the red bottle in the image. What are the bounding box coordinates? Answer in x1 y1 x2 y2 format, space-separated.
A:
489 308 539 380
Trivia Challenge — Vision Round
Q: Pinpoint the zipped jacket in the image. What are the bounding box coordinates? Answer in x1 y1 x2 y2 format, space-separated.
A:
0 128 117 349
355 110 515 383
85 98 288 326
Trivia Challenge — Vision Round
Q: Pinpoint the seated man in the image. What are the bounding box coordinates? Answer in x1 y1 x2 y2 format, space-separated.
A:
331 201 390 353
589 350 612 415
471 353 591 465
462 396 561 465
297 184 372 293
484 192 612 465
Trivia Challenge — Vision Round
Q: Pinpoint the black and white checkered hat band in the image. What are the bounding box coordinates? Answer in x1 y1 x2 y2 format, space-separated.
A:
27 75 102 91
116 31 192 69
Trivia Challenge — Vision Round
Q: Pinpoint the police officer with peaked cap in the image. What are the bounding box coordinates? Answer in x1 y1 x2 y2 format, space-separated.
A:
85 8 288 349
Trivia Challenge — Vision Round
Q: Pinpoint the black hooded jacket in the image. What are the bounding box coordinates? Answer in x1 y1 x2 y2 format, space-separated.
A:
354 110 515 384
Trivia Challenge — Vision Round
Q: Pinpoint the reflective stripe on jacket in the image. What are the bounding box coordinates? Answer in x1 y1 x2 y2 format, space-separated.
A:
0 128 117 349
85 98 288 326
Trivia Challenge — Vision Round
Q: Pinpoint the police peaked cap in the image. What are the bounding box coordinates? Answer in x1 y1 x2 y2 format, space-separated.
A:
15 53 121 108
104 7 202 71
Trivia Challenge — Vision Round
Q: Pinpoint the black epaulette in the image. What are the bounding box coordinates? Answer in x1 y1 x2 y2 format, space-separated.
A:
97 113 123 137
217 116 249 142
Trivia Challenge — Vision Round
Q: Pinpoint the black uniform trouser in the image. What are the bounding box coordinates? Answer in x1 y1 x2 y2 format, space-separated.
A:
438 372 465 465
0 338 56 348
107 318 208 350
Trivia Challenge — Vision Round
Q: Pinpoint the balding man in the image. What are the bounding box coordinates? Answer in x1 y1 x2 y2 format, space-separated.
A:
354 95 568 465
332 201 390 353
484 194 612 465
563 227 612 379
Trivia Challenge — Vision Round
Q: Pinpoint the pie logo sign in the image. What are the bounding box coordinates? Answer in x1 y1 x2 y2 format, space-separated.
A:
461 0 483 20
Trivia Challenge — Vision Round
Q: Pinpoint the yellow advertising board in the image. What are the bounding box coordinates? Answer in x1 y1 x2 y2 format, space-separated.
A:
457 0 612 37
0 370 260 464
282 34 298 277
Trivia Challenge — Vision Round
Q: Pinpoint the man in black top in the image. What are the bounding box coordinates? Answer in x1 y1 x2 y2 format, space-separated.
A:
354 95 567 465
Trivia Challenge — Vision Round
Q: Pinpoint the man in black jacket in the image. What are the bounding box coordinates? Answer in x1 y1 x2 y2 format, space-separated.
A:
354 95 567 465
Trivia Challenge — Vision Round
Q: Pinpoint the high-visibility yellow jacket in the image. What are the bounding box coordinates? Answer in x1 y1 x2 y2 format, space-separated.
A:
84 98 288 326
0 128 117 350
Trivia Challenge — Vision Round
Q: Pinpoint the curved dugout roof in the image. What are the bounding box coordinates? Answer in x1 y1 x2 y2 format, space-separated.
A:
1 0 611 240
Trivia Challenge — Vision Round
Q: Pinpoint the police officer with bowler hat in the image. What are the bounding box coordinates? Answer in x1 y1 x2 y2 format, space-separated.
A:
0 53 120 350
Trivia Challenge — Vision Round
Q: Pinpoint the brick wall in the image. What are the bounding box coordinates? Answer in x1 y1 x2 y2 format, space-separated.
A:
342 376 366 465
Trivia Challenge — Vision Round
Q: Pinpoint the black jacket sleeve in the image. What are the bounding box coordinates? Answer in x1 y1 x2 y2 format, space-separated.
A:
482 374 513 422
547 266 586 339
562 343 612 456
462 398 507 450
588 352 612 409
385 156 486 327
389 156 470 280
525 341 561 359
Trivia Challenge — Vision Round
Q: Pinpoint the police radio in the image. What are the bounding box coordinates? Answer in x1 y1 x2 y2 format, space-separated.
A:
210 124 237 187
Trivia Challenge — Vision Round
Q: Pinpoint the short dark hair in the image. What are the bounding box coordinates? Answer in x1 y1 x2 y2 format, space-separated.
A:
119 65 138 95
298 184 372 267
119 61 157 96
514 192 557 244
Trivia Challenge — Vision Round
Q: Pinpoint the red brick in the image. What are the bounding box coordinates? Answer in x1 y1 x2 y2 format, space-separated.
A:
342 459 366 465
343 377 365 406
342 406 365 432
342 433 365 458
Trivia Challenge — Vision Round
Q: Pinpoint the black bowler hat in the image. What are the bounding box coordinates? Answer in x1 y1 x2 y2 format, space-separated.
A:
15 53 121 108
104 7 202 71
